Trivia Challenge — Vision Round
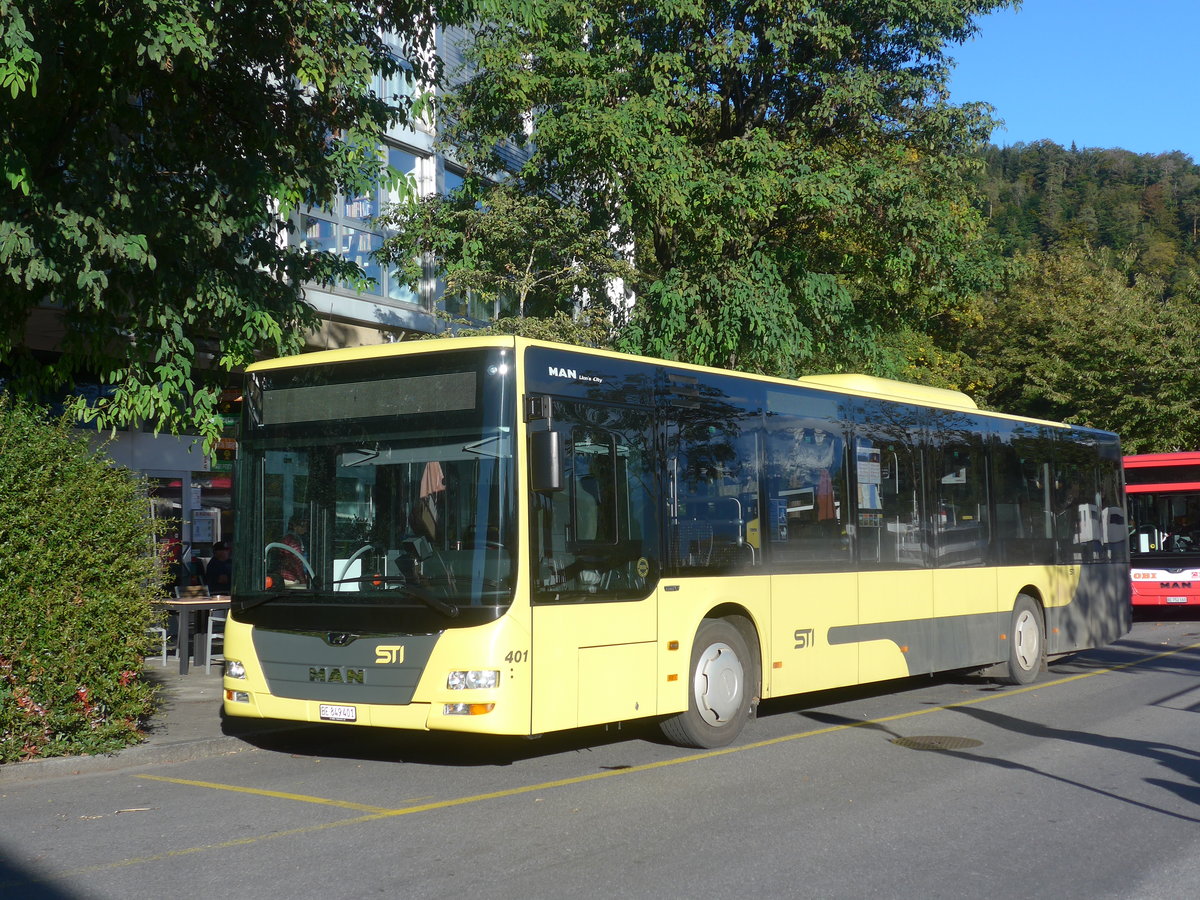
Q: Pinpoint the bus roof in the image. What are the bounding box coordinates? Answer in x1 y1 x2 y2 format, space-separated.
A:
1124 451 1200 467
246 335 1078 429
797 373 977 411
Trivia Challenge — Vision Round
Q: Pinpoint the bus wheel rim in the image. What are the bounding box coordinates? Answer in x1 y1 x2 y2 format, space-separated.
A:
694 641 743 724
1013 609 1039 670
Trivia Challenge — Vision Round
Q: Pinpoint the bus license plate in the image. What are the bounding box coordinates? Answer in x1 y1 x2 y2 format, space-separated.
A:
1166 596 1189 604
319 704 357 722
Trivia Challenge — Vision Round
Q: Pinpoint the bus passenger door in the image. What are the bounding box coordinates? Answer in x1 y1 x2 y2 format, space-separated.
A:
930 427 998 669
530 400 660 733
854 426 934 681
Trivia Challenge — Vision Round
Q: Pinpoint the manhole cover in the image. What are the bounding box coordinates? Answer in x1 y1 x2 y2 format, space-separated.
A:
890 735 982 751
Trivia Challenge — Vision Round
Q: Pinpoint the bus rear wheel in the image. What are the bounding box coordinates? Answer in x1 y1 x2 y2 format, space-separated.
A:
660 618 756 749
1001 594 1045 685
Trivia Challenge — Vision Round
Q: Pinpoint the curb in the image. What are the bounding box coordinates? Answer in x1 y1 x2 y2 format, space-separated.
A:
0 719 317 787
0 734 259 786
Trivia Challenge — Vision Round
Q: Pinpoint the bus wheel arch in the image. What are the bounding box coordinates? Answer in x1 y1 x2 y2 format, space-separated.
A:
660 611 761 749
1001 592 1045 685
706 605 762 710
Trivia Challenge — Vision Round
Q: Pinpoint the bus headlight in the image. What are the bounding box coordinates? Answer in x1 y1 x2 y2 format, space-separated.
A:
225 659 246 679
446 670 500 690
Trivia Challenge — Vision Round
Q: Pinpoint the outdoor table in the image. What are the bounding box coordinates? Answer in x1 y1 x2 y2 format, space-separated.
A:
156 595 231 675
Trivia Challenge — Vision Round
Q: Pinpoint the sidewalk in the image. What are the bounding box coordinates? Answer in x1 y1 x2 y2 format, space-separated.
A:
0 664 302 786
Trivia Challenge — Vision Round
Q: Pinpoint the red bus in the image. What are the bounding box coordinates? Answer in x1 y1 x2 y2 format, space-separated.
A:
1125 452 1200 606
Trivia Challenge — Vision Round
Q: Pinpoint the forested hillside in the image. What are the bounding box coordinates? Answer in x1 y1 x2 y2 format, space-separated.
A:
911 141 1200 452
975 141 1200 299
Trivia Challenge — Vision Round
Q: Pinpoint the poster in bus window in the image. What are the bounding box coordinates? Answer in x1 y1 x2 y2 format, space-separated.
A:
856 444 883 527
856 445 882 510
770 497 788 541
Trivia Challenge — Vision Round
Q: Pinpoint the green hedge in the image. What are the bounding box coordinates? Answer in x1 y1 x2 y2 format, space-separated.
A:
0 395 160 762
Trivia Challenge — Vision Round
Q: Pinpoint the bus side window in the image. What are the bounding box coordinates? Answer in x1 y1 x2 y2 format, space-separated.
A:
667 397 761 574
765 425 850 568
532 405 659 600
1054 452 1103 563
570 429 611 545
856 435 927 568
933 439 990 567
991 425 1056 566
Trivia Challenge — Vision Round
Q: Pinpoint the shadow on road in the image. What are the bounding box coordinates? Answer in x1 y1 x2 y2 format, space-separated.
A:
219 710 660 768
0 854 81 899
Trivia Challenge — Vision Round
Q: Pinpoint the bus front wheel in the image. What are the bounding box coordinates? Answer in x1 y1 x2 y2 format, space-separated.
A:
660 618 756 749
1002 595 1045 685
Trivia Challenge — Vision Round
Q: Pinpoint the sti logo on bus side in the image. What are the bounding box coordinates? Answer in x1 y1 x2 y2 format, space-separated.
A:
548 366 602 384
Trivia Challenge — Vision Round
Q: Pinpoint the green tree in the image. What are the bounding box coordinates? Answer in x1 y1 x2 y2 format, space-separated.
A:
419 0 1011 376
973 141 1200 298
0 395 160 761
378 181 634 321
929 246 1200 452
0 1 466 447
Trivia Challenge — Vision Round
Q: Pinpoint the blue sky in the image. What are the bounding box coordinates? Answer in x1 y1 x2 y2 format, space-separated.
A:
948 0 1200 159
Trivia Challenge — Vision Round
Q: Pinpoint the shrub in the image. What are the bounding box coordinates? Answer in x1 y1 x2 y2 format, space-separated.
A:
0 395 160 762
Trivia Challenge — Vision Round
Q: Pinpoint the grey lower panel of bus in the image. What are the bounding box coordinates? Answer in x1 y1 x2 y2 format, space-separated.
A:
252 629 439 705
827 613 1009 676
1044 563 1131 656
827 564 1130 676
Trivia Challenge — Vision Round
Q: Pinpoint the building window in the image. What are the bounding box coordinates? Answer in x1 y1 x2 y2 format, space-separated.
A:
296 145 421 305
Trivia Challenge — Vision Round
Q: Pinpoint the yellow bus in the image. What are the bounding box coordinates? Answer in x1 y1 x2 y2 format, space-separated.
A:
222 336 1130 748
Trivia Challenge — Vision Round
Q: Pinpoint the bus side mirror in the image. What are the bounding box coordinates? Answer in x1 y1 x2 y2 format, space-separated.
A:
531 430 563 493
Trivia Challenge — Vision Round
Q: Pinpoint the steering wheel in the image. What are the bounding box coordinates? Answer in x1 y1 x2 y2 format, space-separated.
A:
264 542 315 580
335 543 377 585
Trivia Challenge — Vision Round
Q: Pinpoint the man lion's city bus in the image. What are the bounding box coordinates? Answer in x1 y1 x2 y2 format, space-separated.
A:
222 337 1130 748
1124 451 1200 607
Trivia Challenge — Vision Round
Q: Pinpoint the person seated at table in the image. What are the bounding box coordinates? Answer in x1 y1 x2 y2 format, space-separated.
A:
205 540 233 594
164 535 206 592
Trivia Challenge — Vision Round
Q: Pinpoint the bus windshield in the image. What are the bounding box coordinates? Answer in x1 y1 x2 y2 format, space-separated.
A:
234 349 517 625
1127 491 1200 557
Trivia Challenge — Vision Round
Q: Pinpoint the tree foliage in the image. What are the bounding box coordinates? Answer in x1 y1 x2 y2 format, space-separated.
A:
0 395 161 761
905 140 1200 449
919 245 1200 452
0 1 459 446
378 181 634 321
420 307 616 348
420 0 1012 376
974 141 1200 301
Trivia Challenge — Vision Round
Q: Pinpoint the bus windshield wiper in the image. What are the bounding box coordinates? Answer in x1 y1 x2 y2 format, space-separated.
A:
236 574 325 611
235 592 304 612
326 575 460 618
235 581 458 617
374 578 460 618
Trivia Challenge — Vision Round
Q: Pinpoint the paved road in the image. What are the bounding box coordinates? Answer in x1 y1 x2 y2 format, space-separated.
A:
3 613 1199 900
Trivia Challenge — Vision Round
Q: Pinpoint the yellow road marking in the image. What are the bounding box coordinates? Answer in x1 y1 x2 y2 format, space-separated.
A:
10 637 1199 889
134 775 397 812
